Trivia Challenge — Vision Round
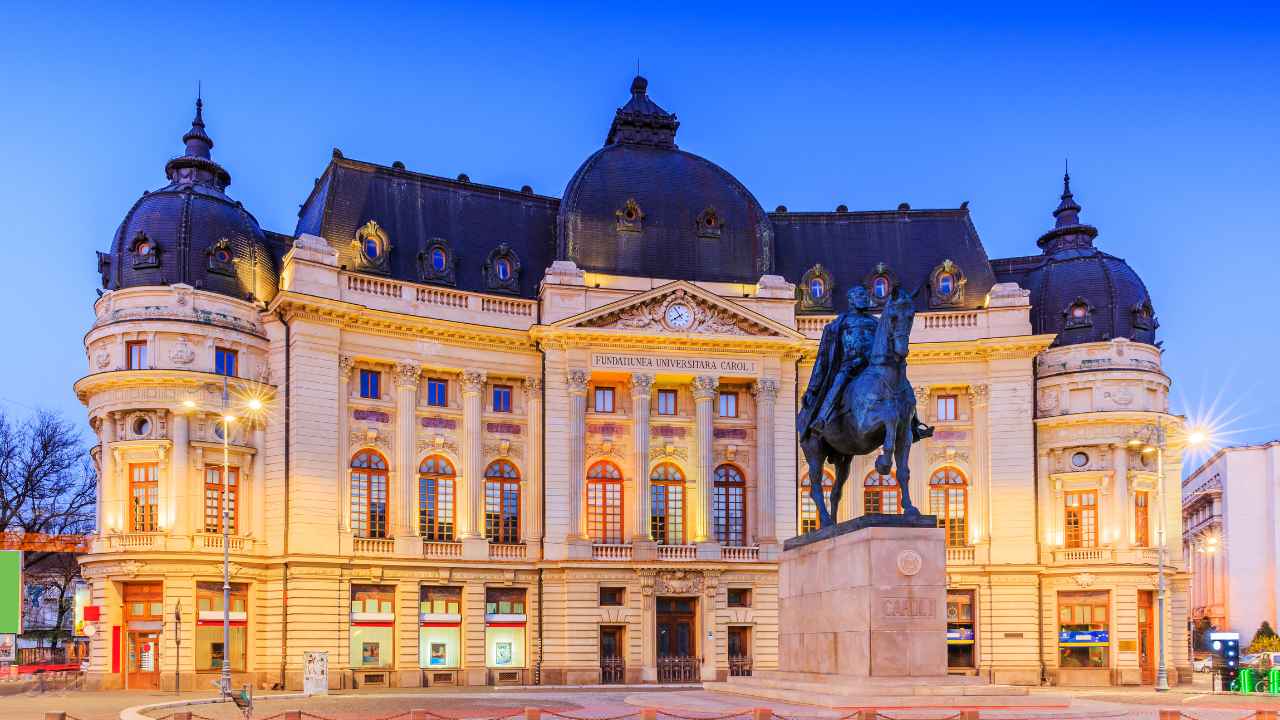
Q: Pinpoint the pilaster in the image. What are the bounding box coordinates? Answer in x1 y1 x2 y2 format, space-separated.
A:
337 355 354 533
692 375 718 550
1114 444 1130 548
460 370 487 543
523 376 544 559
252 426 266 541
631 373 656 558
566 369 591 558
752 378 779 551
394 360 421 544
170 412 190 536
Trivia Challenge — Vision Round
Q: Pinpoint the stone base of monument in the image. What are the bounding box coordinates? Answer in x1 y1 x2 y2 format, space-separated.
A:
706 516 1045 708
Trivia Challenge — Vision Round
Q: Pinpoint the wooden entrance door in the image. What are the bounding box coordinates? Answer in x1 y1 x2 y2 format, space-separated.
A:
1139 590 1155 684
599 626 624 684
656 596 697 683
123 583 163 689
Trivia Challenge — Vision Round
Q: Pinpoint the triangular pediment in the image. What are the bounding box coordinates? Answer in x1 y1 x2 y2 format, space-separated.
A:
552 281 801 339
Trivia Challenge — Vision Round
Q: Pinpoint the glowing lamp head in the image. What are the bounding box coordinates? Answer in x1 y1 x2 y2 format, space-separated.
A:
1128 438 1143 448
246 398 263 412
223 414 236 424
1187 429 1207 447
183 400 196 409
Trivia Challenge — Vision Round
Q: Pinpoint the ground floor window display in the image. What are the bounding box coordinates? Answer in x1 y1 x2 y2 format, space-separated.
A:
946 590 975 670
485 587 526 668
1058 591 1110 668
420 586 462 669
351 585 395 668
195 581 248 671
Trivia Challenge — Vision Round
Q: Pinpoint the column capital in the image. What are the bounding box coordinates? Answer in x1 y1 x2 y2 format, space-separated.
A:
751 377 780 401
339 355 356 379
692 375 719 401
967 383 989 407
631 373 656 398
915 385 932 403
461 370 488 394
393 360 421 389
522 376 543 396
566 368 591 396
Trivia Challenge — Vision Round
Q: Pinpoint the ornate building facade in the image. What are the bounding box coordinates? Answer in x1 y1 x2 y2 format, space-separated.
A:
77 78 1190 691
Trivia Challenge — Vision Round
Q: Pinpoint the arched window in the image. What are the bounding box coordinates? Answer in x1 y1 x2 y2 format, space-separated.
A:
809 277 825 299
929 467 968 547
800 470 834 534
864 471 900 515
419 455 456 541
713 464 747 547
484 460 521 545
650 463 686 545
587 461 624 544
351 450 389 539
872 275 890 300
431 247 447 272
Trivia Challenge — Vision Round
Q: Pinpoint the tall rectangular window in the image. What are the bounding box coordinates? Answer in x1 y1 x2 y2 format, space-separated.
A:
126 341 148 370
657 389 677 416
936 395 957 422
203 466 239 534
196 582 248 671
1134 491 1150 546
359 369 381 399
593 386 615 413
718 391 739 418
1065 490 1098 548
214 347 238 377
485 478 521 544
492 385 513 413
426 378 448 407
129 463 159 532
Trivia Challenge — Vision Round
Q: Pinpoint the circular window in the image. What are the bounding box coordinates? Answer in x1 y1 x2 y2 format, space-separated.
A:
938 273 955 296
495 258 511 281
431 247 447 272
809 278 825 299
873 276 889 299
1071 304 1088 319
132 417 151 437
215 248 231 263
624 207 637 221
363 238 380 259
1071 452 1089 468
135 241 153 256
705 215 716 227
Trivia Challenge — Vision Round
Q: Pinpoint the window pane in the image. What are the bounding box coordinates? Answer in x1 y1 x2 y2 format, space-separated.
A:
713 465 745 546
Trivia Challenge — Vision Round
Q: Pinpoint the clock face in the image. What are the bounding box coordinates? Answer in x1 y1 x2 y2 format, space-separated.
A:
665 303 693 329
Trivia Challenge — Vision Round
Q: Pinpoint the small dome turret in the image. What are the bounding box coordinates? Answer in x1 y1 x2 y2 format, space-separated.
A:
97 97 277 302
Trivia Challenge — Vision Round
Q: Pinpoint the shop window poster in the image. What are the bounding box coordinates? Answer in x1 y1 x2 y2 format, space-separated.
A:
362 641 381 665
495 641 513 665
430 642 447 666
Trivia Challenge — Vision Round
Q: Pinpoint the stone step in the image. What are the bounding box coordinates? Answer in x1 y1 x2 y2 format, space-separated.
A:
707 677 1048 709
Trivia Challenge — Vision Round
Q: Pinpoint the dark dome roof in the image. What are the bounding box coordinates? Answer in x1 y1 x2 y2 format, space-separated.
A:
98 99 277 302
993 173 1158 347
556 77 773 283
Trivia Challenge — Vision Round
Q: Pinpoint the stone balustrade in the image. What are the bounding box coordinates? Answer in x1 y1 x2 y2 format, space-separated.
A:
591 543 633 561
489 542 527 560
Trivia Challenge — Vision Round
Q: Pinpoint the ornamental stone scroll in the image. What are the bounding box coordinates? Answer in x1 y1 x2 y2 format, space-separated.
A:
692 375 719 401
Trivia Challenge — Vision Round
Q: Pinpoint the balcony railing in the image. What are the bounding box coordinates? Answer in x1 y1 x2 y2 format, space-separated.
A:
592 543 633 561
946 546 976 564
100 532 164 551
729 655 753 677
489 542 527 560
720 546 760 562
353 537 396 555
196 533 252 552
423 540 462 559
658 544 697 561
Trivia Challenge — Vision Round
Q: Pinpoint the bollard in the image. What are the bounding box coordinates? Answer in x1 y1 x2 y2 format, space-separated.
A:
525 708 542 720
412 711 431 720
752 708 771 720
1157 711 1181 720
174 713 193 720
285 712 303 720
42 714 66 720
858 711 877 720
1257 711 1277 720
959 711 980 720
641 708 657 720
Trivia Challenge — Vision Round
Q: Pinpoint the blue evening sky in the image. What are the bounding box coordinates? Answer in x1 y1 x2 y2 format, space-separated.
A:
1 3 1276 467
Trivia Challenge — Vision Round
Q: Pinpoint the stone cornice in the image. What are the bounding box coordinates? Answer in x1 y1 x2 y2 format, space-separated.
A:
530 324 811 355
270 291 535 353
73 369 278 406
907 334 1056 364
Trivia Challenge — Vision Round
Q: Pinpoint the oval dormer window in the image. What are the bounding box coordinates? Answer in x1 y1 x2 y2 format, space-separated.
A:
495 257 512 282
364 237 380 259
873 275 890 299
132 417 151 437
809 277 825 299
1071 303 1088 319
136 240 154 257
214 247 232 264
431 247 447 273
937 273 955 296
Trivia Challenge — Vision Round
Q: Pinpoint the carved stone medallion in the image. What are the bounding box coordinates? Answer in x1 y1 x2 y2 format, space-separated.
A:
896 549 923 577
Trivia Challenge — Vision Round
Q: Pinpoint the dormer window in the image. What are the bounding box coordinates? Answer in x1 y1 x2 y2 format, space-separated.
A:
417 238 456 286
207 238 235 277
696 207 723 239
353 219 391 273
937 273 955 296
863 263 899 305
616 198 644 233
130 231 160 269
1131 299 1158 331
872 275 890 300
1064 297 1094 330
929 259 966 308
799 264 833 311
483 244 521 294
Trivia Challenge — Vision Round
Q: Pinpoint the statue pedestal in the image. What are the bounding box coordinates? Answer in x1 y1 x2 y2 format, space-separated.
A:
708 516 1043 708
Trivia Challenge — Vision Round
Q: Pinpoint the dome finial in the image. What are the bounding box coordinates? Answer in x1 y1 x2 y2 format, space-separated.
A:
166 91 231 190
182 88 214 160
607 74 678 147
1037 162 1097 252
1053 159 1082 228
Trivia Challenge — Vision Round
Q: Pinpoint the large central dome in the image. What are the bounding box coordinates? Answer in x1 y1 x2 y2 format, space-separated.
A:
556 77 773 283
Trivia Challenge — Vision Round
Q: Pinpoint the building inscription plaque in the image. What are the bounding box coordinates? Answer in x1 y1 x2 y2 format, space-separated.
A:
591 352 759 375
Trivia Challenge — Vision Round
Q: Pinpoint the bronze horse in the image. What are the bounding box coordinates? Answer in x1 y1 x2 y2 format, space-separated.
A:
801 288 922 526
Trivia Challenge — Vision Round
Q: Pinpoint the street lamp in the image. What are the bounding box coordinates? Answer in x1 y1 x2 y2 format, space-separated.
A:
1130 420 1208 692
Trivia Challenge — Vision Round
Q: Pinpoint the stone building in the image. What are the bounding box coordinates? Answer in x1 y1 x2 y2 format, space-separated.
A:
77 77 1191 690
1183 441 1280 645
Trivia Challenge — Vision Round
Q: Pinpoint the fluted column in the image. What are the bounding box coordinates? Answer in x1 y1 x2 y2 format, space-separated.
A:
169 412 189 536
394 360 421 538
460 370 487 540
522 376 544 555
252 426 266 541
692 375 718 545
99 414 115 534
1113 444 1130 547
566 369 590 541
752 378 779 545
969 384 989 545
337 356 354 532
631 373 655 544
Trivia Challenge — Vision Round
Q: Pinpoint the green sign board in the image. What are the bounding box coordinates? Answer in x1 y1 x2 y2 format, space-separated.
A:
0 551 20 634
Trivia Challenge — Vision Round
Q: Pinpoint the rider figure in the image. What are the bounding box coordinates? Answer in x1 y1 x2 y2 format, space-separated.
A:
799 285 932 442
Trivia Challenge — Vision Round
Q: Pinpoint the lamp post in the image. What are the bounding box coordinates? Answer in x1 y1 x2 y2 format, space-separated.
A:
221 376 233 700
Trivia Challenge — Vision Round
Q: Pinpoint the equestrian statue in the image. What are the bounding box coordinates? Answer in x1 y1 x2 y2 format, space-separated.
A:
797 285 933 528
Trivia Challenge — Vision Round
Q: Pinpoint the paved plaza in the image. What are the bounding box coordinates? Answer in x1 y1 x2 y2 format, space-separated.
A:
10 678 1280 720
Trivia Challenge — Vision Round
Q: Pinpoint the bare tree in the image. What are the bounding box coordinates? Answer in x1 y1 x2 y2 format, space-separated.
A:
0 410 96 569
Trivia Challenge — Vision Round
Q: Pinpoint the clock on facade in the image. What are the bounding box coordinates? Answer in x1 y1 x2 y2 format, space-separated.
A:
664 303 693 330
